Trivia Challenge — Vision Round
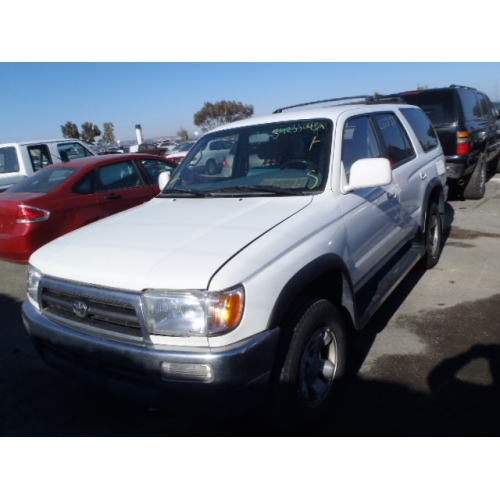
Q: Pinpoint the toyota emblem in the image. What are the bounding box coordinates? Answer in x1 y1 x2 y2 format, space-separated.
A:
73 300 89 319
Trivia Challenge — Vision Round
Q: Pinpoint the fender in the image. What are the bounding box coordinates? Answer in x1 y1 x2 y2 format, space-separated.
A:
267 253 355 330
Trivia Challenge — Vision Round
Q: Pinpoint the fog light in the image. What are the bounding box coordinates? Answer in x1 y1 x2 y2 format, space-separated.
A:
161 362 214 382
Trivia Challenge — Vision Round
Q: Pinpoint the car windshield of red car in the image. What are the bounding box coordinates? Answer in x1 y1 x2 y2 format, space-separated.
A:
7 167 77 193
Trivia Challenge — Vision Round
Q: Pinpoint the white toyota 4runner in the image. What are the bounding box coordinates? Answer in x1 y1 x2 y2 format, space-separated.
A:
22 96 448 428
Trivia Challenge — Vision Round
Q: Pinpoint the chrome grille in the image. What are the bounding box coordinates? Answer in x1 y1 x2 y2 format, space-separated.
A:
39 276 146 342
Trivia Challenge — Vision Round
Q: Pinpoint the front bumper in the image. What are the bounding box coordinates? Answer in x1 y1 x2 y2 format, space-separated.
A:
22 300 280 411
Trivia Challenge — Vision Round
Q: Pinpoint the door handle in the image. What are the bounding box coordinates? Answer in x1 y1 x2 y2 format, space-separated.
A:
105 193 122 200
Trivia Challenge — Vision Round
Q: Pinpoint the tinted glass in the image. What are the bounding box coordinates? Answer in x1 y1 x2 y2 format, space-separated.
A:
459 89 481 120
8 167 77 193
372 113 415 166
399 90 455 125
478 93 495 120
0 147 19 173
341 116 381 180
400 107 439 152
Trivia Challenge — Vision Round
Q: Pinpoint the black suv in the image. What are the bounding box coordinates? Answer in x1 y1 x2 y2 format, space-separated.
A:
394 85 500 199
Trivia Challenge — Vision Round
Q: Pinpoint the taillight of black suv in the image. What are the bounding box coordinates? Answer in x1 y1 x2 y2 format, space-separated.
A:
395 85 500 199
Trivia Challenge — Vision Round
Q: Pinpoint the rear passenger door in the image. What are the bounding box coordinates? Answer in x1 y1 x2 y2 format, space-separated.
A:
95 160 157 215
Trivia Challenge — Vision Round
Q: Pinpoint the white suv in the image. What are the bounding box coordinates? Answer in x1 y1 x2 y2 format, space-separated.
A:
22 96 447 429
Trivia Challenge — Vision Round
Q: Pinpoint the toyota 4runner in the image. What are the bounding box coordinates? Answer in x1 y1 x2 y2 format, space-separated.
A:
22 96 448 429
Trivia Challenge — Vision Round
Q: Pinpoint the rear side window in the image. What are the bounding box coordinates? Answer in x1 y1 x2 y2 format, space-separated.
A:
57 142 94 161
371 113 415 167
478 93 495 120
400 107 439 152
459 89 482 121
0 146 19 173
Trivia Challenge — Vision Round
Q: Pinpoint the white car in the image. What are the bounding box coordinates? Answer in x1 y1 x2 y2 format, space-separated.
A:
188 139 233 174
163 141 196 165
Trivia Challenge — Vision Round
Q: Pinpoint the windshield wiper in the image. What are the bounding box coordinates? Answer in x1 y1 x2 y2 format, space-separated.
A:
159 188 213 198
210 185 304 196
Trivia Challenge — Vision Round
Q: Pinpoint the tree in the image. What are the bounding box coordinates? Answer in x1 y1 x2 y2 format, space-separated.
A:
177 127 189 142
61 121 80 139
80 122 101 145
100 122 116 146
194 100 254 132
417 84 429 90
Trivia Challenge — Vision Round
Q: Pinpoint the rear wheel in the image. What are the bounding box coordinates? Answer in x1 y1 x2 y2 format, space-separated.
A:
268 297 347 430
205 159 218 175
463 152 487 199
420 201 442 269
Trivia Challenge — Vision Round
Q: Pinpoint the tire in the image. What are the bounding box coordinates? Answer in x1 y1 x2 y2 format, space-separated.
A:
463 152 487 200
420 201 442 269
205 159 218 175
268 297 347 431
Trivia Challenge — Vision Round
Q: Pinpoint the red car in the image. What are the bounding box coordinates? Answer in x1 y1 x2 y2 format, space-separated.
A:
0 153 176 263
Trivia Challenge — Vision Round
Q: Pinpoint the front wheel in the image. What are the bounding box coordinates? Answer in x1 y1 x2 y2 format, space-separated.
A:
268 297 347 430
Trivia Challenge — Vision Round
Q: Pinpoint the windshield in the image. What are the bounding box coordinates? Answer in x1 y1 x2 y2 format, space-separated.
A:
163 119 332 197
8 167 77 193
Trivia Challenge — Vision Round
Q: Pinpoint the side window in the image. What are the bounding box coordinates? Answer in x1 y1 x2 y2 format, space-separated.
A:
139 159 176 184
0 146 20 173
478 93 495 120
28 145 52 171
341 116 381 181
371 113 415 167
400 107 439 153
57 143 93 161
96 161 145 191
459 89 482 120
73 172 95 195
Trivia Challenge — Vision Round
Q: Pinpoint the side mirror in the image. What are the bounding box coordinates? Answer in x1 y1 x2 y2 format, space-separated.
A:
158 170 171 191
343 158 392 193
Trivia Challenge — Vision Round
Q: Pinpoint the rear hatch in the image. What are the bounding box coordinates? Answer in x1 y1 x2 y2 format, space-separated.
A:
399 89 458 157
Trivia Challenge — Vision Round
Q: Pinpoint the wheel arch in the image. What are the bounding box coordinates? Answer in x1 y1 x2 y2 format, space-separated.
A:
267 254 356 332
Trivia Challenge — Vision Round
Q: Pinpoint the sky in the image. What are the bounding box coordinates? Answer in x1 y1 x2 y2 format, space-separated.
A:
1 62 499 145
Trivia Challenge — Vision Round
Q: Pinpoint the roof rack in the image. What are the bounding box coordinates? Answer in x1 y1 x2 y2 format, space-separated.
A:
273 94 405 114
450 84 477 90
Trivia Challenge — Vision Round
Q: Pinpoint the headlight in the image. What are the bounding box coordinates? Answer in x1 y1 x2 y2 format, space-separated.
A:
27 265 42 306
142 285 244 337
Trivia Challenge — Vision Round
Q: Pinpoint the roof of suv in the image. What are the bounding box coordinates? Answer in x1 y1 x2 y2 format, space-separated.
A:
215 95 412 132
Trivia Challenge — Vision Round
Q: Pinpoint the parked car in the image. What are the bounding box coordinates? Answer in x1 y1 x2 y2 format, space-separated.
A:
137 143 169 156
393 85 500 197
23 95 448 429
0 153 176 263
187 139 233 174
163 141 196 165
0 139 95 193
156 140 178 151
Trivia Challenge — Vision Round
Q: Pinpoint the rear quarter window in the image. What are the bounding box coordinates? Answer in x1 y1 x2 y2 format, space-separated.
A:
400 107 440 152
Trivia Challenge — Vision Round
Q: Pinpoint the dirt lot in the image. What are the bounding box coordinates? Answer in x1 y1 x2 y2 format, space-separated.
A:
1 172 500 436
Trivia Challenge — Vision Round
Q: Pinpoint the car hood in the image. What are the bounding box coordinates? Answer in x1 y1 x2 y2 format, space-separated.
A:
31 195 313 291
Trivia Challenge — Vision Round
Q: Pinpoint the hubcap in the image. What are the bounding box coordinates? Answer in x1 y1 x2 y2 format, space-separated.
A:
428 214 439 257
298 327 338 408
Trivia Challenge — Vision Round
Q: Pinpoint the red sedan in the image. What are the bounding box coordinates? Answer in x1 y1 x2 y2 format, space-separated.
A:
0 153 176 263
